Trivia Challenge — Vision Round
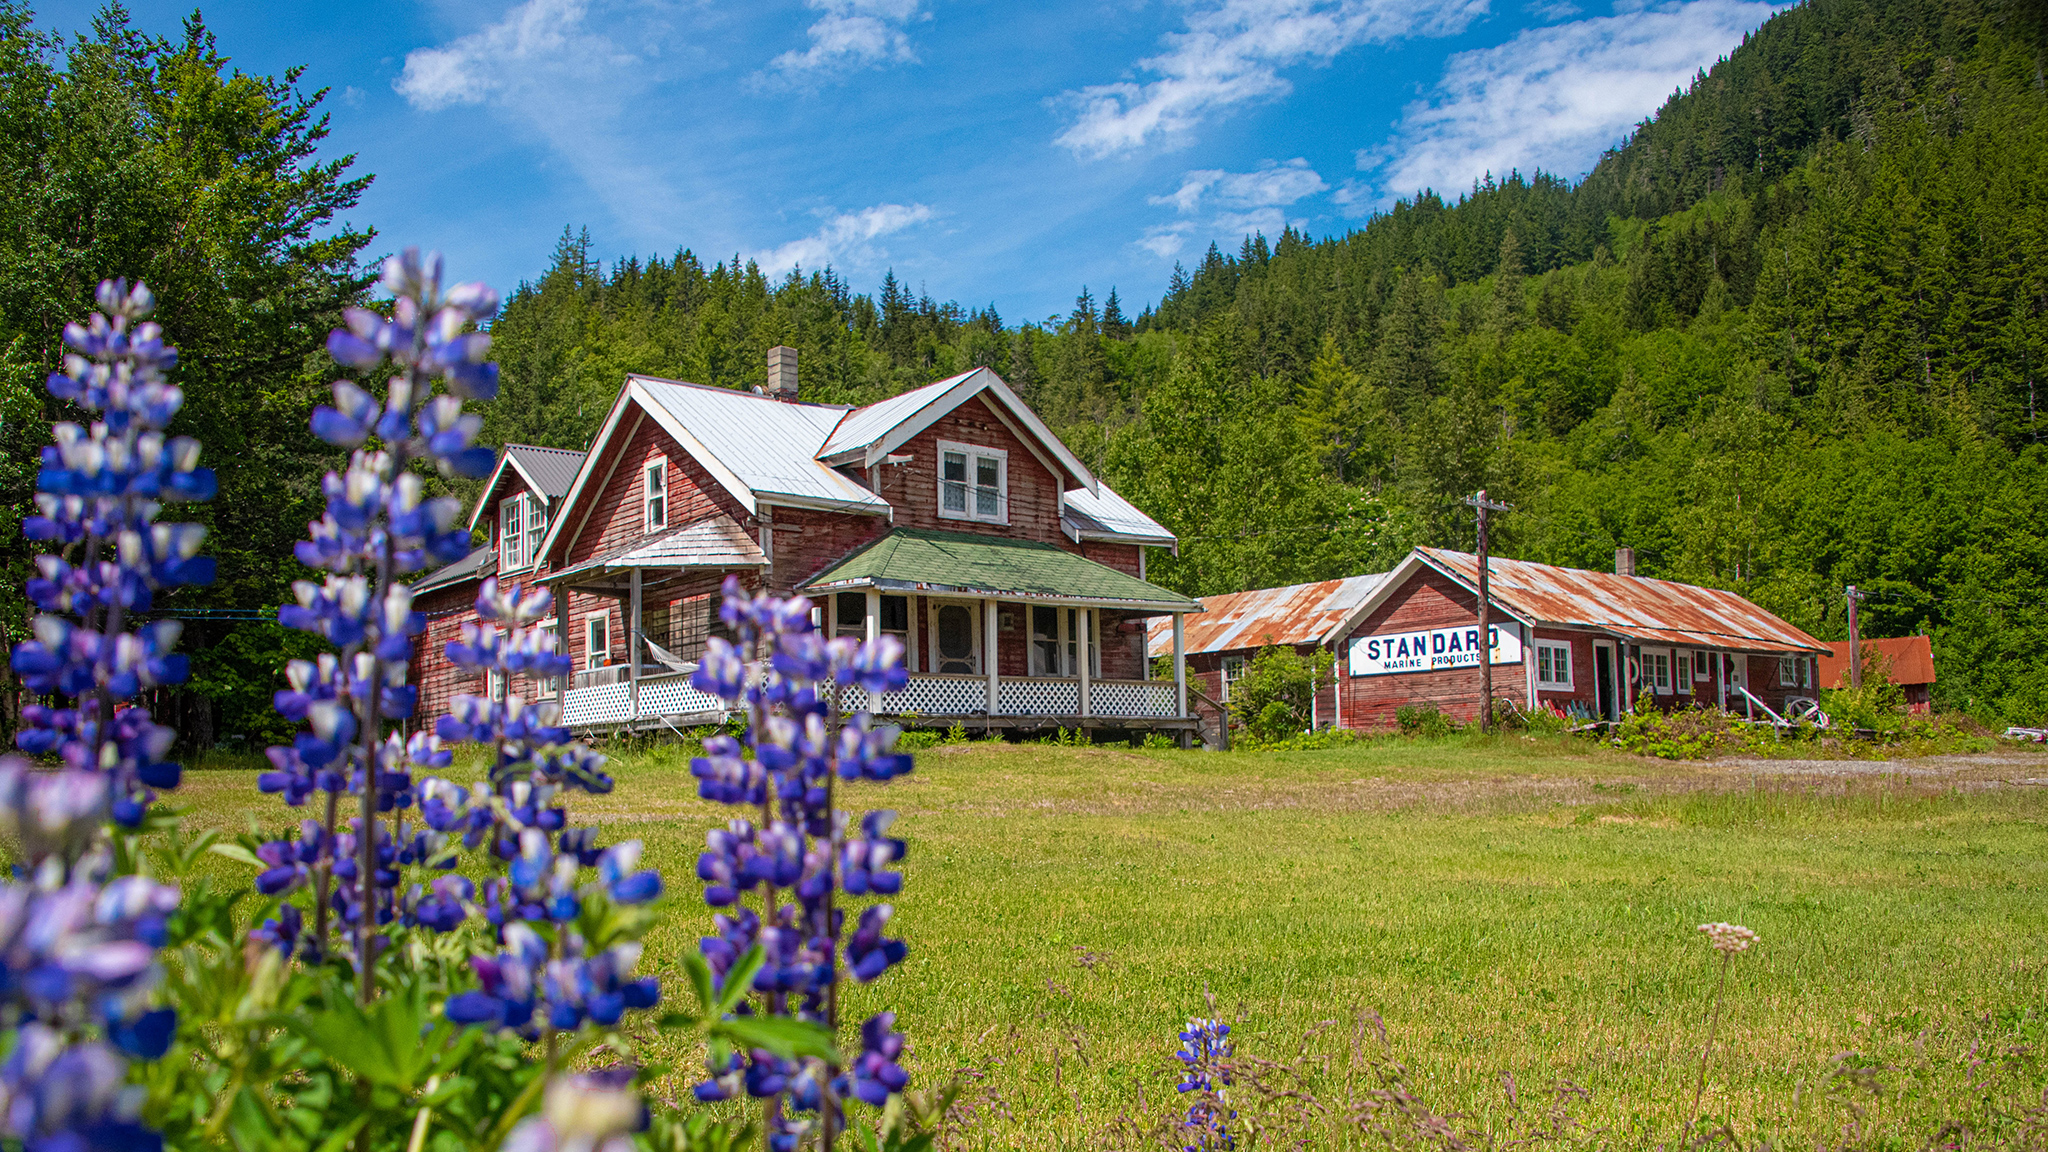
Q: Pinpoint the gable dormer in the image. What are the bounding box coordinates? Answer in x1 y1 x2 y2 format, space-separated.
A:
468 443 586 576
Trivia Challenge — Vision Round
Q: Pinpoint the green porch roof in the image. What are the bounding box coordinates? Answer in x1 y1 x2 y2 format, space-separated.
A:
802 528 1199 612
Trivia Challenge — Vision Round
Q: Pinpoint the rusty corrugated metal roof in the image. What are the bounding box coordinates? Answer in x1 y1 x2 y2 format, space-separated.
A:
1145 574 1385 657
1817 635 1935 686
1416 547 1828 654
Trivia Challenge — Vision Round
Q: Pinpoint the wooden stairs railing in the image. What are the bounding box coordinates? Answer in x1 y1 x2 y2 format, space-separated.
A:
1186 686 1231 751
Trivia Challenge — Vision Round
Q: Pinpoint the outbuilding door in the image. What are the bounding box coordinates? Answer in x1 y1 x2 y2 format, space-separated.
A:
1593 641 1617 721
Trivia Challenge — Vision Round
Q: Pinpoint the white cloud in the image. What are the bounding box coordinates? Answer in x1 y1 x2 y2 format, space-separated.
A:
1359 0 1786 207
1152 157 1328 215
1056 0 1490 159
753 203 936 275
767 0 927 78
1137 158 1326 260
395 0 629 111
393 0 687 229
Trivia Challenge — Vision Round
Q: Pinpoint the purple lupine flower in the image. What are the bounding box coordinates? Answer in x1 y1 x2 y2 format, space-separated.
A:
682 575 921 1123
835 1013 909 1107
839 810 905 896
0 282 202 1152
1176 1017 1235 1151
844 904 907 983
501 1072 644 1152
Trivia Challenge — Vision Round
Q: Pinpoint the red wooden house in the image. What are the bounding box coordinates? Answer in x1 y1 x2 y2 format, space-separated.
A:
409 349 1201 740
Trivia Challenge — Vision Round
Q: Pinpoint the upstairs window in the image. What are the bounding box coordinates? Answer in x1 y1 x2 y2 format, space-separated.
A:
937 441 1007 525
498 493 541 571
644 459 667 531
526 496 546 565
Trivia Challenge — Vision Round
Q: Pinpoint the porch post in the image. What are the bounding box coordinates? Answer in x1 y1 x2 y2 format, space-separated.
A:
1332 641 1343 729
1077 608 1091 721
865 589 881 643
629 568 643 722
1523 623 1538 711
984 599 1000 716
1172 612 1187 720
554 583 569 715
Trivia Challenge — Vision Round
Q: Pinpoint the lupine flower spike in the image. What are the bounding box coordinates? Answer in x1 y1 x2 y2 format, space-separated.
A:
1175 1017 1235 1151
1 279 208 1152
686 575 916 1149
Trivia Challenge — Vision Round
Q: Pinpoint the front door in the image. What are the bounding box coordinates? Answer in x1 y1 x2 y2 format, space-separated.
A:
1594 641 1616 721
928 601 980 675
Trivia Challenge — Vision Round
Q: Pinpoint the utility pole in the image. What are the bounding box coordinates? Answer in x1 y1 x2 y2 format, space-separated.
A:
1845 585 1865 690
1464 490 1513 732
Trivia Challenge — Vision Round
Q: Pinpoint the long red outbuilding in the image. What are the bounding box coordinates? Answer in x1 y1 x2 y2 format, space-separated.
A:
1152 547 1832 729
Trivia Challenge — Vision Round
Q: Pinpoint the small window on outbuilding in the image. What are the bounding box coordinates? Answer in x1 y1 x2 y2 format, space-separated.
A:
1535 641 1573 690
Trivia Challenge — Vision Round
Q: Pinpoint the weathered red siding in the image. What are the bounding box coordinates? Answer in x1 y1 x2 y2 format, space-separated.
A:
767 505 889 594
1335 568 1521 729
1080 540 1142 576
873 396 1066 545
555 406 747 569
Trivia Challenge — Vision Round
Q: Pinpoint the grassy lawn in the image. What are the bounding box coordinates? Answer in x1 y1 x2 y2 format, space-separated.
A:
175 735 2048 1149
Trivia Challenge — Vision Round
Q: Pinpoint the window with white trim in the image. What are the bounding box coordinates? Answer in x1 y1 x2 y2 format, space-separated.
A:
835 593 867 640
1649 651 1672 693
1779 655 1810 688
526 496 546 565
643 459 667 532
1221 655 1247 701
538 621 561 694
585 612 611 670
1535 641 1573 690
879 595 909 652
937 440 1007 524
1693 650 1712 680
485 626 506 699
498 494 530 571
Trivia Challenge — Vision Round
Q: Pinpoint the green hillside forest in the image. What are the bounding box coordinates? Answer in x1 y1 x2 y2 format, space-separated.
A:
1 0 2045 737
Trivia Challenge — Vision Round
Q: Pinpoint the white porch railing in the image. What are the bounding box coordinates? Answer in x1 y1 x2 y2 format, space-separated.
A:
560 671 1182 728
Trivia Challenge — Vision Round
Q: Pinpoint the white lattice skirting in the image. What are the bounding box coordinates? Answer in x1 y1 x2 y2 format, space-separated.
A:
997 678 1079 715
1088 679 1178 718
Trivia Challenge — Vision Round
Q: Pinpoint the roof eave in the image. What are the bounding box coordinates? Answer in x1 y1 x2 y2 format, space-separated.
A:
801 573 1196 612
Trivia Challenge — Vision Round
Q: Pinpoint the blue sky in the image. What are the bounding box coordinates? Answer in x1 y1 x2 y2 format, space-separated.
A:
38 0 1787 322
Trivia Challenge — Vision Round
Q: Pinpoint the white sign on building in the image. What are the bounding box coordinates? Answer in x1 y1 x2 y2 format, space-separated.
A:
1348 624 1523 677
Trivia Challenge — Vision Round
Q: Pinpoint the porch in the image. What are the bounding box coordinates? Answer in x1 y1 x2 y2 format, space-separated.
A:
559 668 1190 733
545 524 1204 739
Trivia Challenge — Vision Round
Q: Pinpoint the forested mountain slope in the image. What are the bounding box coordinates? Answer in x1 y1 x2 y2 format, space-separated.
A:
481 0 2048 721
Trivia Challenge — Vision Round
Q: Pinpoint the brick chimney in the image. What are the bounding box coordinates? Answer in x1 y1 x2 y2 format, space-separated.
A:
1615 547 1636 577
767 345 799 401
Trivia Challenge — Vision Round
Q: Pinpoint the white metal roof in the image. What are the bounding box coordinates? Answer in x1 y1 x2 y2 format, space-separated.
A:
1063 484 1174 545
818 371 972 460
633 377 886 513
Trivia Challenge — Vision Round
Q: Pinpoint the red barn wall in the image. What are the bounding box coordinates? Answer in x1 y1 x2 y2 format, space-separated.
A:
1335 568 1523 729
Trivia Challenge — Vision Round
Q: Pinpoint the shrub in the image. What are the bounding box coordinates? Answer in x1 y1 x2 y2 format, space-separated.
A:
1227 645 1331 737
1395 703 1459 738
